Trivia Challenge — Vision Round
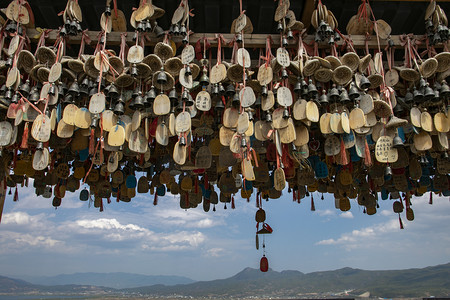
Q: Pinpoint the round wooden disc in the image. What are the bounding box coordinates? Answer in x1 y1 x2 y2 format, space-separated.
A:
48 62 62 83
127 45 144 64
385 69 399 87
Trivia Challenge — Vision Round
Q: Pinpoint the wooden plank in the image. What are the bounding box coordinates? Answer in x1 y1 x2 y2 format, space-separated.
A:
300 0 316 29
26 28 447 49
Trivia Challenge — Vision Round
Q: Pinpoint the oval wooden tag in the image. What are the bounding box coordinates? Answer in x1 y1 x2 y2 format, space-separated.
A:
89 93 106 114
237 112 250 134
420 111 433 132
57 119 74 138
240 86 256 108
272 107 289 129
127 45 144 64
235 14 247 33
276 48 290 67
32 148 50 171
48 62 62 83
261 91 275 111
0 121 13 146
319 112 332 134
277 86 293 107
237 48 251 68
341 112 350 134
153 94 171 115
210 63 227 84
63 104 78 126
102 110 118 132
195 91 211 111
274 168 286 191
173 141 187 165
242 158 256 181
108 125 126 146
31 114 51 142
410 107 422 128
360 94 374 114
181 45 195 64
349 108 365 129
223 108 239 128
179 68 193 89
306 101 319 122
434 112 450 133
176 111 191 133
324 135 340 156
258 65 273 86
330 112 343 134
413 131 432 151
74 107 91 129
375 135 398 163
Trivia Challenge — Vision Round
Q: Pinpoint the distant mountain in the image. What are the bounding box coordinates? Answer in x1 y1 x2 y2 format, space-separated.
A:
126 263 450 298
2 263 450 298
20 272 195 289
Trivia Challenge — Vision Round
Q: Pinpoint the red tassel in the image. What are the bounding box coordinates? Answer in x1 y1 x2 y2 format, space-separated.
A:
20 122 29 149
195 177 199 194
116 188 120 202
399 214 404 229
310 194 315 211
364 139 372 167
89 128 95 155
429 192 433 205
153 193 158 206
100 199 104 212
13 187 18 202
231 195 235 209
340 138 348 166
185 192 190 208
297 190 301 204
293 190 296 202
204 174 208 187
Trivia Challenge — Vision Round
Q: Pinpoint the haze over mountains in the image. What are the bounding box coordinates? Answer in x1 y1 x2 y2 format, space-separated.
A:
1 263 450 298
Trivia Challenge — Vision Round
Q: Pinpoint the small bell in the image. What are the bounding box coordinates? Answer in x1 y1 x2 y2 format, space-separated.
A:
48 84 56 96
4 88 13 100
307 79 318 99
265 112 272 122
425 19 434 30
137 21 145 32
236 33 243 44
181 90 189 102
348 82 359 100
36 142 44 150
182 35 189 45
261 85 268 98
76 21 82 33
184 65 192 76
328 35 335 45
5 57 13 68
385 165 392 177
328 84 340 102
179 136 186 146
423 83 435 101
287 29 294 40
11 92 19 103
134 91 144 109
413 87 423 103
232 93 240 107
212 84 220 96
442 152 449 159
172 23 180 35
392 134 404 148
293 80 302 95
219 83 225 95
70 19 78 32
241 137 247 148
89 86 97 97
319 20 327 32
18 80 31 97
440 80 450 98
60 26 67 36
157 69 168 85
169 88 178 105
282 107 290 119
107 84 119 99
247 109 254 121
215 98 225 110
281 68 288 79
226 84 236 97
180 24 187 36
199 70 209 87
143 20 151 32
319 90 329 106
433 32 442 44
277 21 284 32
186 93 195 107
154 23 165 38
68 80 80 96
359 74 371 90
132 86 140 98
169 24 175 35
147 86 157 102
105 5 111 16
314 31 321 43
282 36 288 48
340 89 350 104
176 100 184 112
63 93 73 105
114 98 125 116
404 88 414 104
130 64 138 77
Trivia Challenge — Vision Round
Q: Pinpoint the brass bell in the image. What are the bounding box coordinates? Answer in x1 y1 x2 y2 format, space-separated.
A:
328 84 340 102
186 93 194 107
423 83 435 101
19 80 31 97
319 20 327 32
319 90 329 106
172 23 180 35
236 33 243 44
180 24 187 36
440 80 450 98
241 137 247 148
130 64 138 77
70 19 78 32
36 142 44 150
157 69 168 85
340 89 350 104
107 84 119 99
48 84 56 96
134 91 144 109
185 65 192 76
384 165 392 177
89 86 97 97
169 88 178 105
248 110 254 121
226 84 235 97
348 82 359 100
137 21 145 32
283 107 290 119
181 89 189 102
328 35 335 45
392 134 404 148
60 26 67 36
145 20 152 32
182 35 189 45
261 85 268 97
232 93 240 107
4 88 13 100
219 83 225 95
152 24 164 38
199 70 209 87
215 98 225 110
90 116 99 128
147 86 157 102
413 87 423 103
114 98 125 115
281 68 288 79
287 29 294 40
282 36 288 48
105 5 111 16
68 80 80 96
5 56 12 68
11 92 19 103
212 84 220 96
255 96 261 108
63 93 73 105
293 80 302 95
359 74 371 90
277 21 284 33
58 83 66 99
265 112 272 122
404 88 414 104
307 79 318 99
179 136 186 146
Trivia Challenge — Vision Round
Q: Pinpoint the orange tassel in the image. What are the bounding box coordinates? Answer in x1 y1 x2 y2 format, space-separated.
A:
89 128 95 155
153 193 158 205
311 194 315 211
364 139 372 167
340 138 348 166
399 214 404 229
20 122 29 149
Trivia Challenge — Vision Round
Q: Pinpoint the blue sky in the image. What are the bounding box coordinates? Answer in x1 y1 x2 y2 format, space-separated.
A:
0 180 449 281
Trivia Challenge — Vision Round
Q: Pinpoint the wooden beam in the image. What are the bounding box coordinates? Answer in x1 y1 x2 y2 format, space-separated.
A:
26 28 446 50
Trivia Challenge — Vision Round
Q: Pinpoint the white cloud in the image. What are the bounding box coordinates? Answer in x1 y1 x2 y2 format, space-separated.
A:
206 247 226 257
317 209 336 217
340 211 354 219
